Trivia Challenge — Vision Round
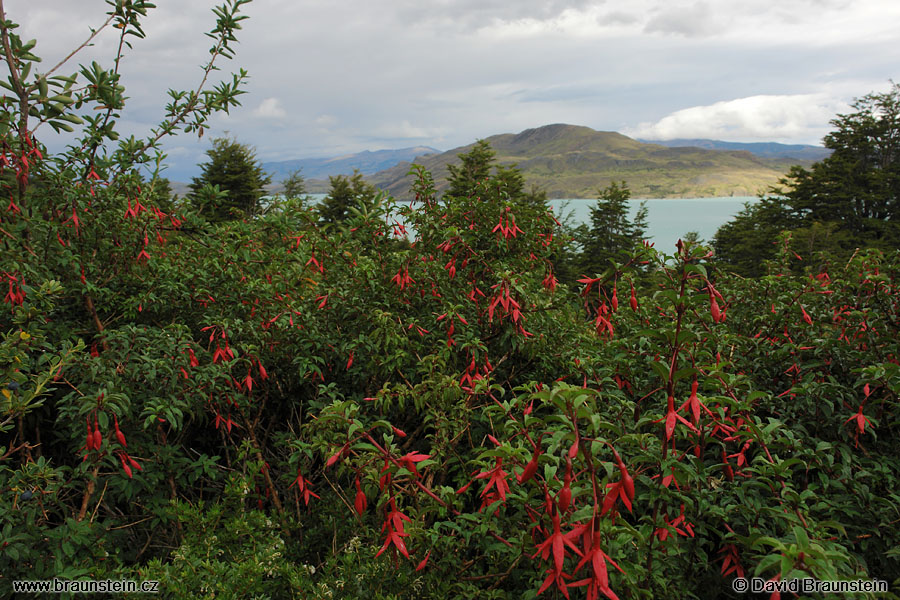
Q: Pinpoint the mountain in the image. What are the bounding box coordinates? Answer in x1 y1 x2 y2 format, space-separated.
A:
263 146 440 182
640 138 831 161
368 124 815 200
368 124 812 198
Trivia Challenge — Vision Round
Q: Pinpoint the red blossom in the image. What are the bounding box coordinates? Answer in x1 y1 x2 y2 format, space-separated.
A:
376 498 411 559
474 457 510 509
533 511 583 597
114 415 127 448
288 469 319 505
354 477 368 515
119 452 133 478
570 523 625 600
801 305 813 325
397 451 430 478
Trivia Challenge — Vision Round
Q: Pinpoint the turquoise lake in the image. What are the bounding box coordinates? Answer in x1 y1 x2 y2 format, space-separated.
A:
305 193 759 253
549 196 758 254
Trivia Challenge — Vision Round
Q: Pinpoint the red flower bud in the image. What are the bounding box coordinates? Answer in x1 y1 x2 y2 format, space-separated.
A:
517 451 540 484
354 477 367 515
114 415 127 448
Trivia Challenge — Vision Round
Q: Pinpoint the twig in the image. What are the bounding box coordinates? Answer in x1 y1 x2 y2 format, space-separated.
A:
89 479 109 523
34 14 116 84
109 516 154 531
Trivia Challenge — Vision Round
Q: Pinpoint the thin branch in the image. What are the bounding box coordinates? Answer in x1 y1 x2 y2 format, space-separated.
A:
0 0 30 201
0 0 26 99
32 14 116 86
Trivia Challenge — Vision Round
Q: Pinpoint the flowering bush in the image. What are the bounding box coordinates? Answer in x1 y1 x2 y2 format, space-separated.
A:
0 3 898 598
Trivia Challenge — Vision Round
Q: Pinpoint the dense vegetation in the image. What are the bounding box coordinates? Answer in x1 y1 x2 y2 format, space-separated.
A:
1 3 898 599
713 83 900 277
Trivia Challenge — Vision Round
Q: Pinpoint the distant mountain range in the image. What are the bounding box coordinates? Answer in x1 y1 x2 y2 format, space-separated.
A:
640 139 831 161
262 146 440 181
174 126 829 200
364 124 825 199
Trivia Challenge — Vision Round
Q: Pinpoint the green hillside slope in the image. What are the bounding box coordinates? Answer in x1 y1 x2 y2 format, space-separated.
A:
368 124 807 199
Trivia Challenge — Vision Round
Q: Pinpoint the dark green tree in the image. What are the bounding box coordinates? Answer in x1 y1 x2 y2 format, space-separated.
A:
577 181 644 276
715 83 900 274
632 200 649 241
445 140 547 205
788 83 900 231
190 137 271 220
712 196 798 276
446 140 496 199
317 170 378 225
281 168 307 200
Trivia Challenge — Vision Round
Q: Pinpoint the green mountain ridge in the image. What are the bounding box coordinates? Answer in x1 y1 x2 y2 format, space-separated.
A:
262 146 441 181
365 124 811 199
642 138 831 161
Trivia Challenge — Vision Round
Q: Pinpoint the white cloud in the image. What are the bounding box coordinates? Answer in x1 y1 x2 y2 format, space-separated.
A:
375 121 450 140
626 94 851 143
253 98 287 119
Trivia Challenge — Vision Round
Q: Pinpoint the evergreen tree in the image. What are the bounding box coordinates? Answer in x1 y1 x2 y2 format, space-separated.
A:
632 200 649 241
317 170 378 225
281 168 307 200
578 181 642 276
714 83 900 274
445 140 549 205
781 84 900 250
446 140 495 199
190 137 271 221
712 197 798 276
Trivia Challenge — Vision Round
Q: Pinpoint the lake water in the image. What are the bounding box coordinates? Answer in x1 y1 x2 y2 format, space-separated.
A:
550 196 759 254
304 193 759 253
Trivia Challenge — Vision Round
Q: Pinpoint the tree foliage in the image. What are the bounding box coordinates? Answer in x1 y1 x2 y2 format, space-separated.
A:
446 139 496 199
281 168 307 200
577 181 648 277
715 83 900 275
190 136 271 221
316 170 379 225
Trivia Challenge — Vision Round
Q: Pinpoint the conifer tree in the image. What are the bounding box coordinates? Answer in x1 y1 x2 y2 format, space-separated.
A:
190 137 271 221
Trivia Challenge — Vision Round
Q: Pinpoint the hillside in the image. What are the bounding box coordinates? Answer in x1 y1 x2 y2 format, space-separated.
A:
368 124 811 199
263 146 440 182
642 138 831 161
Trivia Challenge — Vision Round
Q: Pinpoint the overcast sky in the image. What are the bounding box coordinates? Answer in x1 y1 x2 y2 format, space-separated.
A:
8 0 900 181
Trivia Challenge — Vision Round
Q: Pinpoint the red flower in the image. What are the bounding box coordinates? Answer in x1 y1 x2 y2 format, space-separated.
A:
570 523 625 600
398 451 430 478
533 511 583 597
845 405 872 436
376 498 411 559
354 477 367 515
801 305 813 326
475 457 510 509
517 448 542 484
114 415 127 448
288 469 319 505
119 452 133 478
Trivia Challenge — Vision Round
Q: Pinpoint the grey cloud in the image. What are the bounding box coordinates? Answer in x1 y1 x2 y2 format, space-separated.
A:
5 0 900 183
644 2 719 37
511 84 606 103
390 0 606 30
601 10 641 25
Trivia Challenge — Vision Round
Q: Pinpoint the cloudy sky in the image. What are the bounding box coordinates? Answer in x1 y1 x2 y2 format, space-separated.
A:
8 0 900 181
